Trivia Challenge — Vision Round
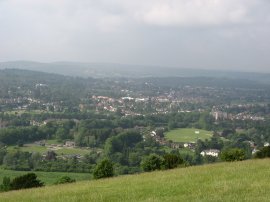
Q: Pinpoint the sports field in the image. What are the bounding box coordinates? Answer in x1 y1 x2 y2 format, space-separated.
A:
165 128 213 143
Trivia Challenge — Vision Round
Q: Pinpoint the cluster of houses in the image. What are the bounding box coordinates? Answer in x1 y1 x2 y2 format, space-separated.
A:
211 106 265 122
0 95 63 112
88 93 207 116
33 140 87 160
200 149 220 157
148 130 204 153
35 140 76 148
250 142 270 155
146 128 270 158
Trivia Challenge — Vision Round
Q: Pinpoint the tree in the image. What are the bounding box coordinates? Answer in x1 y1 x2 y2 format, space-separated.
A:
0 177 11 192
30 152 42 169
141 154 163 172
93 159 114 179
55 128 69 141
221 148 246 162
45 151 57 161
10 173 43 190
104 131 142 155
17 140 24 147
168 120 177 130
254 146 270 159
0 144 7 165
163 153 184 169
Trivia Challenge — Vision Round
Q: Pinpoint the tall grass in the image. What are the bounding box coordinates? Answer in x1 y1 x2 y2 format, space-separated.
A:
1 159 270 202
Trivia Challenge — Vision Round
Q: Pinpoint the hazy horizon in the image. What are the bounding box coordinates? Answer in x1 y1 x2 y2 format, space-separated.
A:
1 60 270 74
1 0 270 73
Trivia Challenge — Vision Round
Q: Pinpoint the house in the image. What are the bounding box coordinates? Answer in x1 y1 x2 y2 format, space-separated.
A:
34 140 45 146
246 141 255 148
65 141 75 147
171 143 181 149
183 143 196 150
264 142 270 147
252 148 259 155
184 143 190 148
150 131 156 137
200 149 220 157
0 120 8 128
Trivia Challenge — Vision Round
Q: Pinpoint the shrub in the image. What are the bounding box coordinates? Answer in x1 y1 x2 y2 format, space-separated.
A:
10 173 44 190
221 148 246 162
54 176 76 185
93 159 114 179
0 177 11 192
141 154 163 172
254 146 270 159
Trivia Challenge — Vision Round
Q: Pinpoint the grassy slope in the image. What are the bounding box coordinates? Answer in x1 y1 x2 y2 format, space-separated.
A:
165 128 213 142
0 169 91 185
1 159 270 202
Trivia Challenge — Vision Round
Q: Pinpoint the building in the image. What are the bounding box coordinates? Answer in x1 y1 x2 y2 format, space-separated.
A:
200 149 220 157
0 120 8 128
65 141 75 147
264 142 270 147
252 148 259 155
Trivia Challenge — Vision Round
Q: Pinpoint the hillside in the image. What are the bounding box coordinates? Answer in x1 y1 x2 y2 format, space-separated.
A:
0 159 270 202
1 61 270 83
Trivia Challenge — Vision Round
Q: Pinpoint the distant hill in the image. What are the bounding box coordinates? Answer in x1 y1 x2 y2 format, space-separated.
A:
1 159 270 202
1 61 270 84
0 68 268 91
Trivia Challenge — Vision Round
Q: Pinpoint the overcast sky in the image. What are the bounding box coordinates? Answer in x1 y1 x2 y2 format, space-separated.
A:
0 0 270 72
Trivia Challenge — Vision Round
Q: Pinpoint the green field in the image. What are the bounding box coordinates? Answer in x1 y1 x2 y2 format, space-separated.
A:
4 110 55 115
7 145 91 156
1 159 270 201
165 128 213 143
0 169 91 185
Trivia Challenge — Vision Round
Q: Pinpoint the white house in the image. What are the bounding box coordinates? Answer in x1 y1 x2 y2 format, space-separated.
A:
200 149 220 157
252 148 259 155
150 131 156 137
65 141 75 147
264 142 270 147
184 143 190 148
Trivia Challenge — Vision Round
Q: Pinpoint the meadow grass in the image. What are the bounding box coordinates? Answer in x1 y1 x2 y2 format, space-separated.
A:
4 110 54 115
7 145 91 155
1 159 270 202
165 128 213 143
0 169 91 185
7 145 48 153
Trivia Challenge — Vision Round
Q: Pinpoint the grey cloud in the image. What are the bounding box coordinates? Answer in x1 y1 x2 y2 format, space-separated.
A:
0 0 269 72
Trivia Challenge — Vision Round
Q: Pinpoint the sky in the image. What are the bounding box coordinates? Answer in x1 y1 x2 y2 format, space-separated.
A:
0 0 270 72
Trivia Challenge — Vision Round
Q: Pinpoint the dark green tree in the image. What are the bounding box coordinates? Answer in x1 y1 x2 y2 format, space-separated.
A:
254 146 270 159
0 177 11 192
163 153 184 169
54 176 76 185
141 154 163 172
10 173 43 190
93 159 114 179
221 148 246 162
